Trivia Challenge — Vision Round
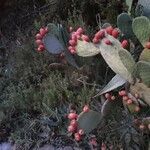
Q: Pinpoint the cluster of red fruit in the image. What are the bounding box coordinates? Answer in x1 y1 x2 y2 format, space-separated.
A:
119 90 140 112
145 41 150 49
68 26 129 54
67 105 90 141
93 26 128 48
68 27 90 54
35 27 48 52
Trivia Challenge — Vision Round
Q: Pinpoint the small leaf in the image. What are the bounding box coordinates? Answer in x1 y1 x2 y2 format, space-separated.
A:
94 74 126 97
77 110 101 134
43 34 64 54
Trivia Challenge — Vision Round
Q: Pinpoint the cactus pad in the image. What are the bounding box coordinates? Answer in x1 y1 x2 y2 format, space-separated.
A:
43 33 64 54
99 35 135 82
132 16 150 46
117 13 134 38
139 48 150 62
77 110 101 134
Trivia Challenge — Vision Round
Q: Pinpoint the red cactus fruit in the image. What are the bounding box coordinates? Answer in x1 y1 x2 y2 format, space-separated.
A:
76 27 84 35
112 28 119 38
70 119 78 128
44 27 48 33
36 33 42 39
105 93 111 99
95 29 105 39
37 45 45 52
119 90 126 96
74 133 81 141
127 99 132 105
68 113 78 120
68 125 76 132
83 105 89 112
139 124 145 130
40 28 46 36
134 106 140 112
81 35 90 42
78 129 84 135
92 38 100 44
101 143 107 150
71 34 77 41
69 40 77 46
69 26 73 32
110 96 115 100
103 38 112 45
36 39 43 45
122 96 128 101
106 26 113 35
121 40 128 48
70 48 76 54
134 93 139 99
145 42 150 49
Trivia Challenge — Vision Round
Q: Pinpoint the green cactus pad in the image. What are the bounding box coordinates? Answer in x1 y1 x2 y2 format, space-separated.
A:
99 35 135 83
139 48 150 62
117 13 134 38
132 16 150 46
77 110 101 134
130 82 150 106
76 40 100 57
134 61 150 87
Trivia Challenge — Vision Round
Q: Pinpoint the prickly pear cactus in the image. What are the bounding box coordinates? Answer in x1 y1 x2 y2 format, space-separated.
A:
139 48 150 62
117 13 134 38
76 34 135 82
132 16 150 46
77 110 101 134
